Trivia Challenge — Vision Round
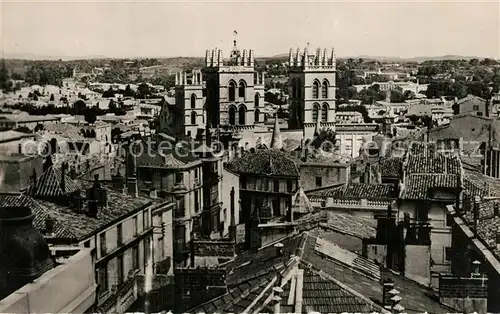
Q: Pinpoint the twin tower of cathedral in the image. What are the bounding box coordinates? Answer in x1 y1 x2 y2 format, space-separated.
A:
160 44 337 139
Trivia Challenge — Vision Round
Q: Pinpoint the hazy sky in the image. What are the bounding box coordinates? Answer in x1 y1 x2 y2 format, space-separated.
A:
1 1 499 59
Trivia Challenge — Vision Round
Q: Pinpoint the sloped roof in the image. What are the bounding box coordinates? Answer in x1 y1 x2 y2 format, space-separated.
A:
309 183 395 200
226 150 300 177
188 230 451 314
25 165 81 198
378 157 403 178
405 154 461 175
401 174 459 200
0 195 78 240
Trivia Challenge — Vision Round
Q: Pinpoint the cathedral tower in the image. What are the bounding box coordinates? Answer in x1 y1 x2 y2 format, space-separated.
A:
202 39 265 128
288 47 337 130
173 70 205 138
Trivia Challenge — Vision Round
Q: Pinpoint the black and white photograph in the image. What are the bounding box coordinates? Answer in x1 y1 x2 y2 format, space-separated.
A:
0 1 499 313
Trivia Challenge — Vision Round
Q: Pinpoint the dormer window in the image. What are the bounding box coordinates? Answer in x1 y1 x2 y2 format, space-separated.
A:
45 218 54 236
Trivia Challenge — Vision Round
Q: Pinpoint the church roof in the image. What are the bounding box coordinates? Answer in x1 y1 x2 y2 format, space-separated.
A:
25 165 81 198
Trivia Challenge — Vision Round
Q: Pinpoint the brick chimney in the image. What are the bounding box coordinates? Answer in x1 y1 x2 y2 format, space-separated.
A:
149 188 157 199
363 162 371 184
272 286 283 314
274 242 284 257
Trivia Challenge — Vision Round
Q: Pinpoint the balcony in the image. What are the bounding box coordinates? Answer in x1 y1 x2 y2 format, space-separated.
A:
98 273 138 314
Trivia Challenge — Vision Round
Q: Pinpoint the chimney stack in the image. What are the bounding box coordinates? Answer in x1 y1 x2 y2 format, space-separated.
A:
274 242 284 257
149 188 157 199
272 286 283 314
472 260 481 276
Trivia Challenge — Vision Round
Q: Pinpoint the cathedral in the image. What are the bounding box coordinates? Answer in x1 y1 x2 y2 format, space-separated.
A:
158 39 370 154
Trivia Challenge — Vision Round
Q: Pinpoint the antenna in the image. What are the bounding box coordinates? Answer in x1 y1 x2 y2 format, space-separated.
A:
233 30 238 48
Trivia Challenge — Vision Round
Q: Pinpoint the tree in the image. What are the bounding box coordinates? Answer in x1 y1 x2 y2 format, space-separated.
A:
137 83 152 99
102 87 115 98
311 128 337 152
34 124 45 132
0 60 13 93
73 99 87 114
84 110 97 124
124 84 136 98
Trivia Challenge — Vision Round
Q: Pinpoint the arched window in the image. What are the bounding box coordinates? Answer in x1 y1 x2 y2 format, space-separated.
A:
312 80 320 99
238 105 246 125
228 106 236 125
254 93 260 107
291 79 297 98
190 94 196 108
312 103 320 122
228 81 236 101
238 80 246 99
254 109 260 122
322 103 329 122
190 111 196 125
322 80 329 98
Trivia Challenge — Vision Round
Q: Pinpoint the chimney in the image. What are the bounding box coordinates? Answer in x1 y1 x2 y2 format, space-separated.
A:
60 162 67 193
274 242 284 257
382 279 395 310
272 286 283 314
473 196 481 235
229 187 237 241
127 143 138 198
472 260 481 276
149 188 157 199
45 218 54 236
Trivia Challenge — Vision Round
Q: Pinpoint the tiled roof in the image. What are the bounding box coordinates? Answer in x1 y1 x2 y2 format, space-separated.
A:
401 174 459 200
319 212 377 239
311 183 395 200
0 195 78 240
225 149 300 177
135 138 202 167
188 233 382 314
405 154 461 175
378 157 403 178
26 180 159 241
408 142 437 156
300 234 454 314
25 165 81 198
462 194 500 258
464 169 500 197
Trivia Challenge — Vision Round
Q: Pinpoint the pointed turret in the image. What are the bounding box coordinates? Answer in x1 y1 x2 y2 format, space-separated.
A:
330 48 336 65
288 48 293 65
205 50 210 66
323 48 328 66
303 47 309 66
270 115 283 150
296 48 301 66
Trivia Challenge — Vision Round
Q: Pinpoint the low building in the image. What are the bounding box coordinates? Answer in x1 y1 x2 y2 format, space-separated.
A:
0 198 96 313
16 162 175 314
456 94 488 117
0 154 43 193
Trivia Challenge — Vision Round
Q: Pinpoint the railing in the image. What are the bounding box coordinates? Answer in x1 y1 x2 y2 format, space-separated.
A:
310 197 391 209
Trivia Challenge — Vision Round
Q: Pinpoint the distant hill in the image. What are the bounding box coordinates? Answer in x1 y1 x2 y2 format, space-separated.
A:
264 53 491 63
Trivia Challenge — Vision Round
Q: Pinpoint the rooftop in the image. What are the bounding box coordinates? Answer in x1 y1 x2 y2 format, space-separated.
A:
225 149 300 177
308 182 396 200
188 230 451 314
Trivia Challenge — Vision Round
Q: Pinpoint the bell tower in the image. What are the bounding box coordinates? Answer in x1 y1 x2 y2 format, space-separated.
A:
288 47 337 131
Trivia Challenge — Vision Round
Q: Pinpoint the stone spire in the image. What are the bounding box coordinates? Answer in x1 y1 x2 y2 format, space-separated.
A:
270 114 283 150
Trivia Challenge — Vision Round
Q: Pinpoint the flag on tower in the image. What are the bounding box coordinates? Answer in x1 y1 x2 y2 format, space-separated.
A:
234 30 238 35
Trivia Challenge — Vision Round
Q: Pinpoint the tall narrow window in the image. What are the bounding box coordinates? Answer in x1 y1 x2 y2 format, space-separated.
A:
291 79 297 98
190 94 196 108
158 237 164 259
117 254 124 285
312 104 320 122
254 93 260 107
228 81 236 101
322 80 329 98
296 79 302 99
312 81 320 99
254 109 260 123
100 232 107 256
190 111 196 125
117 223 123 246
132 246 139 270
229 106 236 125
321 104 329 122
238 80 246 99
238 106 246 125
